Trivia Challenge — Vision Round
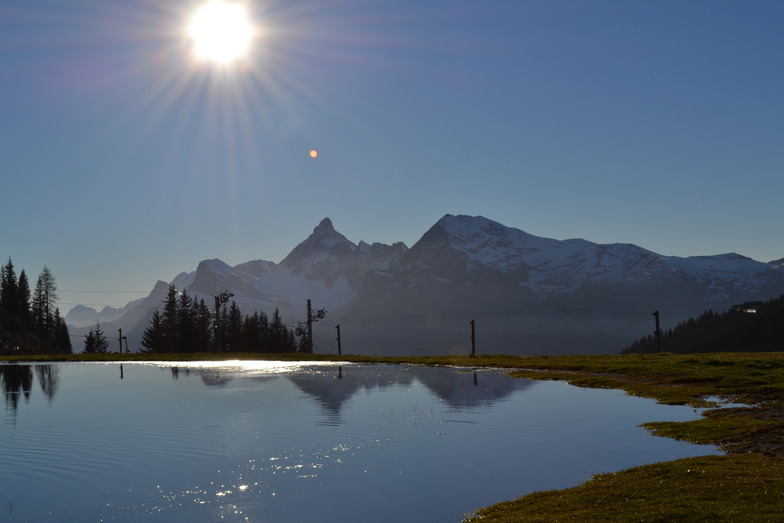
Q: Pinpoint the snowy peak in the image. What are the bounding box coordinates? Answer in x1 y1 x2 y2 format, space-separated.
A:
407 214 555 275
395 214 782 299
280 217 356 271
276 217 407 288
301 217 353 251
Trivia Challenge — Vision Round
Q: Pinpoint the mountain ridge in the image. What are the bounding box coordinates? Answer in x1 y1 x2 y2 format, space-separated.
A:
65 214 784 355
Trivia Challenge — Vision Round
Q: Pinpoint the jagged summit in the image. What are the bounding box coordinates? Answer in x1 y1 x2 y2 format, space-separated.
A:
315 217 334 232
280 218 356 273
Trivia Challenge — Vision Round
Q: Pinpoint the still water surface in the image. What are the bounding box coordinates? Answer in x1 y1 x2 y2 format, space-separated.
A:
1 362 719 522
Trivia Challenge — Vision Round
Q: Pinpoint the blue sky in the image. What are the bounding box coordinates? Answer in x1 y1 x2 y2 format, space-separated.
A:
2 0 783 312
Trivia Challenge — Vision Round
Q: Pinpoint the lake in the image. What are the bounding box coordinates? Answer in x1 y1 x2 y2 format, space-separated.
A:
1 362 719 522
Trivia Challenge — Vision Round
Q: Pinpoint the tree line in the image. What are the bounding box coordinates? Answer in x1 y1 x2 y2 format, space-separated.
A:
0 258 72 354
140 285 300 353
622 294 784 354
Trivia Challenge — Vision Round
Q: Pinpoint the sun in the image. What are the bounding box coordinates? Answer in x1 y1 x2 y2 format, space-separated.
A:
187 1 255 64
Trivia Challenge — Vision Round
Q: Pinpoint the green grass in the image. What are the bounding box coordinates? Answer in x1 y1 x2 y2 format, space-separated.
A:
469 454 784 523
4 351 784 521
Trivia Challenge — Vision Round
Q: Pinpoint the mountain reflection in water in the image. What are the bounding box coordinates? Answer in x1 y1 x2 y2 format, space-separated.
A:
3 362 529 420
1 362 719 523
287 365 533 426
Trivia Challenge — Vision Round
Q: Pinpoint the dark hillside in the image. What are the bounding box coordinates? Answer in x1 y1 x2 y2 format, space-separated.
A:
622 294 784 354
0 309 52 354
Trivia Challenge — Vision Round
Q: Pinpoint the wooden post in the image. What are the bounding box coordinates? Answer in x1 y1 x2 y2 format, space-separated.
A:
470 319 476 357
336 324 342 355
653 310 662 352
118 328 123 354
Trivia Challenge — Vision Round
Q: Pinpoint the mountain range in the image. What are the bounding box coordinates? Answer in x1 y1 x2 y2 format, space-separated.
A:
65 215 784 355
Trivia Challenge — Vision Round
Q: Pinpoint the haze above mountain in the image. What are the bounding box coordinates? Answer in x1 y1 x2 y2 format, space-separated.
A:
66 215 784 355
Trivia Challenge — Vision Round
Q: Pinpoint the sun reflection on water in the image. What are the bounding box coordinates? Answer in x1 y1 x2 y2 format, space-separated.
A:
135 359 349 376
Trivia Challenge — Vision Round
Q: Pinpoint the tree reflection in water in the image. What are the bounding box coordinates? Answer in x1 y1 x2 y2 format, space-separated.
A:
1 364 59 413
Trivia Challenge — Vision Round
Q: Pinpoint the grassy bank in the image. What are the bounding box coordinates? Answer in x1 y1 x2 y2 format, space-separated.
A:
4 351 784 521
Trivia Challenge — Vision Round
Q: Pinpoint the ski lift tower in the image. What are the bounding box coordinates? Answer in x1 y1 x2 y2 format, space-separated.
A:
295 299 326 353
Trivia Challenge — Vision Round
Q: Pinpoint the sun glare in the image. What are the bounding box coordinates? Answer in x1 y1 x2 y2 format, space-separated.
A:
188 1 254 64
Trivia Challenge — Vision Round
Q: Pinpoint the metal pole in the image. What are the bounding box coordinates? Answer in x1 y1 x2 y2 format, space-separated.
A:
306 299 314 353
215 295 221 352
470 319 476 357
336 324 342 355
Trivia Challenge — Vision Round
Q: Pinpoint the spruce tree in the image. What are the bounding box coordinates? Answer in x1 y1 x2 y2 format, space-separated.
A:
224 301 243 352
51 311 73 354
141 311 165 353
160 285 179 353
176 290 194 353
83 324 109 353
189 299 214 354
93 323 109 353
268 308 289 353
17 269 31 322
0 258 19 316
31 266 58 333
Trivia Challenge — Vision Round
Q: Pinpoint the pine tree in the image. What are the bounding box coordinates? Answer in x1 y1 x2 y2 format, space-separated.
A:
83 329 97 353
191 299 214 353
93 323 109 353
51 310 73 354
0 258 19 317
224 301 243 352
160 285 180 353
31 266 58 333
83 324 109 353
17 269 31 322
268 308 290 353
141 310 165 353
176 290 194 352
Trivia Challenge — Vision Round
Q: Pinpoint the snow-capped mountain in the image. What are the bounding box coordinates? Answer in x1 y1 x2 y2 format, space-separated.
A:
400 215 779 299
345 214 784 355
65 214 784 355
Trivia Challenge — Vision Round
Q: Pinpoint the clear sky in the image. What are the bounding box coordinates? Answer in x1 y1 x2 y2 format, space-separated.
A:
2 0 783 313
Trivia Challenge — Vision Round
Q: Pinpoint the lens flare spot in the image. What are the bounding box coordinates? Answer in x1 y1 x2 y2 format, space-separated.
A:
309 149 319 158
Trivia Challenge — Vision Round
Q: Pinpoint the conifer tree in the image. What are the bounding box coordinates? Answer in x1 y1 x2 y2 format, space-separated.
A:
31 266 58 333
51 310 73 354
17 269 31 322
160 285 180 353
224 301 243 352
240 312 260 352
83 324 109 353
141 310 165 353
176 290 194 352
191 299 214 353
0 258 19 316
268 308 290 353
